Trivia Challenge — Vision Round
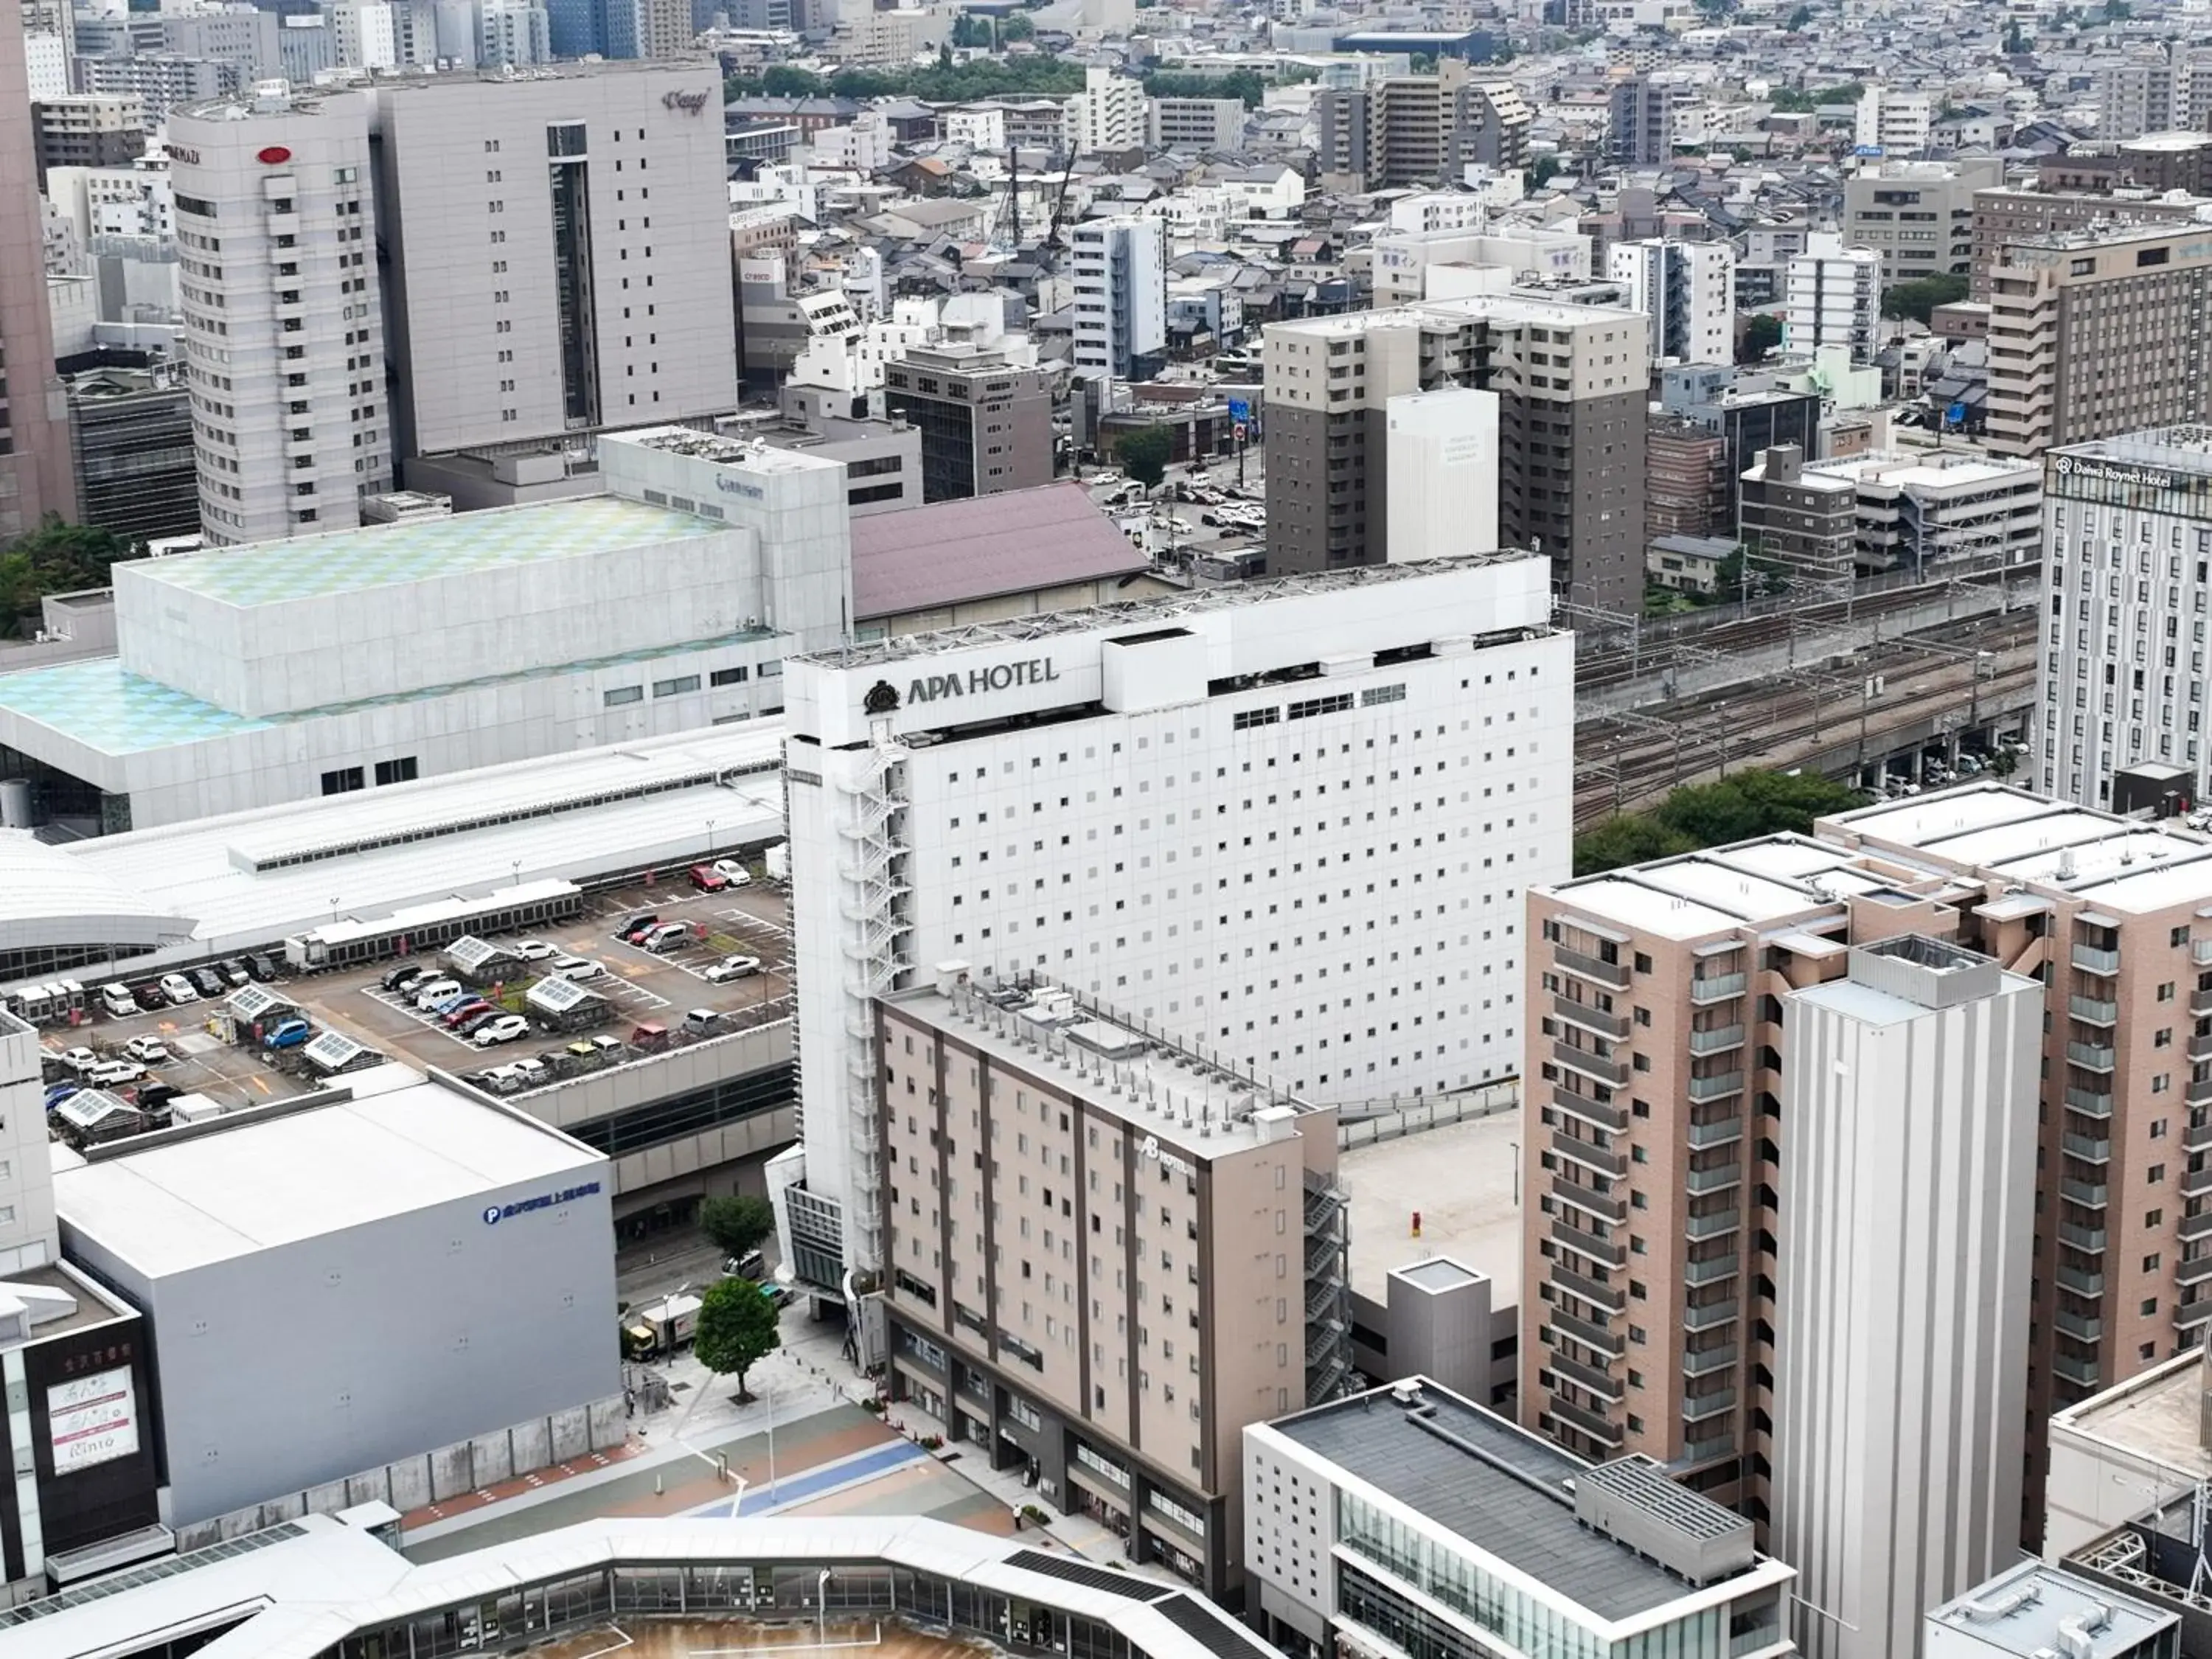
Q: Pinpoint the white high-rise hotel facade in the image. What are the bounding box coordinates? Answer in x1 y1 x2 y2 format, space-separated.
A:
169 87 390 544
2034 428 2212 809
773 554 1573 1301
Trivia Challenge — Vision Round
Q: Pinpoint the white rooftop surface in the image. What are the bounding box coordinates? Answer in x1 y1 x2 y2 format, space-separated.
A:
1342 1111 1520 1307
1809 452 2036 491
2070 855 2212 915
1712 836 1863 881
1987 829 2212 886
1910 807 2133 868
0 834 185 952
16 720 787 973
1630 855 1834 922
0 1514 1273 1659
1832 783 2056 847
1791 975 1931 1028
1551 875 1745 939
52 1074 597 1274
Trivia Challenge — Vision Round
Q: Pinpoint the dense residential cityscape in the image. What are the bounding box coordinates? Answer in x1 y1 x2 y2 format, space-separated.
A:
10 0 2212 1652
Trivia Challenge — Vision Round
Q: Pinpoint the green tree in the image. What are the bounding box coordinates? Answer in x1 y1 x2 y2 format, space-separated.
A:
1786 4 1811 27
1714 539 1788 600
700 1193 776 1261
1000 12 1034 38
1574 770 1868 877
1142 69 1265 107
0 516 135 637
693 1277 783 1399
1116 425 1175 493
1739 313 1784 361
2004 16 2027 49
1529 154 1567 189
1880 271 1969 324
1988 747 2019 778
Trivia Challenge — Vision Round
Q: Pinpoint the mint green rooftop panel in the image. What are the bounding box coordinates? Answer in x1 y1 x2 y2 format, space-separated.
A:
0 625 778 757
125 496 724 608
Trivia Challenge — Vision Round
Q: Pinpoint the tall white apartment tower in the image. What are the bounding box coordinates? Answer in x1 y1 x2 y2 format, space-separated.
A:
1607 237 1736 369
1065 64 1146 155
773 554 1573 1330
1070 214 1165 381
1784 232 1880 364
1772 936 2041 1659
168 86 390 544
372 62 738 471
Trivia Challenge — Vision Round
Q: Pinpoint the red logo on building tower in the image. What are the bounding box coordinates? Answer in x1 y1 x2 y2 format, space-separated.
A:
257 145 292 164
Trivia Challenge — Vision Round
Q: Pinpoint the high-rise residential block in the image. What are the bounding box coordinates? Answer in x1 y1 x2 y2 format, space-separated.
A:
1969 187 2202 303
1524 780 2212 1552
167 85 387 543
1772 936 2041 1659
875 976 1349 1597
1852 83 1933 155
1065 65 1146 155
372 62 738 475
1147 96 1243 153
1608 74 1678 166
1608 237 1735 369
1984 222 2212 459
30 94 146 185
776 554 1568 1321
1738 443 1856 590
1314 71 1529 193
1070 215 1165 382
1783 233 1879 362
1382 387 1498 562
1262 297 1649 608
0 0 74 540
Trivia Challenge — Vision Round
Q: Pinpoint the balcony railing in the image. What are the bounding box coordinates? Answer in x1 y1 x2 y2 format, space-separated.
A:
1683 1343 1737 1377
2188 1117 2212 1151
2179 1255 2212 1287
1687 1071 1745 1102
1552 1218 1627 1270
1554 1179 1629 1225
2061 1178 2109 1209
2177 1297 2212 1330
1548 1351 1623 1401
1684 1255 1739 1285
2071 943 2121 975
2056 1263 2106 1297
2182 1210 2212 1242
2070 995 2119 1026
1551 1128 1627 1178
2066 1044 2116 1076
2053 1354 2102 1388
1689 972 1747 1004
2064 1084 2114 1118
1555 946 1630 988
1546 1394 1625 1447
2185 1166 2212 1200
1686 1208 1741 1240
1554 1090 1630 1133
1684 1298 1739 1331
1682 1387 1737 1422
2063 1133 2112 1164
2053 1309 2103 1342
1688 1117 1744 1150
1554 1040 1629 1088
1554 995 1630 1039
1551 1264 1627 1313
1688 1024 1746 1055
1686 1162 1742 1195
1548 1307 1625 1357
2059 1222 2108 1253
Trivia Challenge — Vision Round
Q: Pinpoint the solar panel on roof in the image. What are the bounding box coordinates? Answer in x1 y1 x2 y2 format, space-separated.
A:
1004 1550 1172 1600
1151 1594 1281 1659
0 1522 307 1627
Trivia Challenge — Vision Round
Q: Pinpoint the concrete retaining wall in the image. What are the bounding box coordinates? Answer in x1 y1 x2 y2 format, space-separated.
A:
172 1394 628 1549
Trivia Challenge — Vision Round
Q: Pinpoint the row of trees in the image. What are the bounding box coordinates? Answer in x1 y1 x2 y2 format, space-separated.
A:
726 55 1088 103
1573 770 1870 877
1 518 136 639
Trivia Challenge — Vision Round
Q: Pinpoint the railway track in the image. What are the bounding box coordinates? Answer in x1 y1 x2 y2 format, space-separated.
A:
1573 611 2042 830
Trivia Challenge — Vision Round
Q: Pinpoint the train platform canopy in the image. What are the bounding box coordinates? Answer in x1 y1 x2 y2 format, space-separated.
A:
0 720 787 992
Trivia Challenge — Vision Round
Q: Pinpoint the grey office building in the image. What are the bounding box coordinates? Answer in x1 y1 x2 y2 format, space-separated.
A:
65 361 198 546
57 1078 619 1527
1262 296 1649 609
882 335 1053 503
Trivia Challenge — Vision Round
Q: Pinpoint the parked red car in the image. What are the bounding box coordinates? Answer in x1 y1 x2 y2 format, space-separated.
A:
688 865 731 892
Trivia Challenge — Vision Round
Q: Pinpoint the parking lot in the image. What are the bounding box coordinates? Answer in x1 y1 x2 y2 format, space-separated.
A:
37 873 795 1111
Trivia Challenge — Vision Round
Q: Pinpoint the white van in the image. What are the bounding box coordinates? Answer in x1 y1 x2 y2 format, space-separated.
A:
99 983 139 1018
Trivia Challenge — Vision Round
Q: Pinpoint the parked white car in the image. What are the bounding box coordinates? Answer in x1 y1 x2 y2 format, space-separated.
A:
159 973 199 1004
710 859 753 886
473 1015 530 1046
550 956 602 981
124 1036 170 1064
703 954 762 983
512 939 557 961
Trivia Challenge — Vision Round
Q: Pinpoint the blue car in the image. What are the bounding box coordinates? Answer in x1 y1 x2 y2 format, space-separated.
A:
263 1018 313 1049
44 1082 79 1111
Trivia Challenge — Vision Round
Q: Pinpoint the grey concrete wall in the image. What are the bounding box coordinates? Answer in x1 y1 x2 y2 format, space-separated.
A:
74 1159 618 1526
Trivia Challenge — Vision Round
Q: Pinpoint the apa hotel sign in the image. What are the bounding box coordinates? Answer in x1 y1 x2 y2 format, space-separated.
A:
905 658 1062 705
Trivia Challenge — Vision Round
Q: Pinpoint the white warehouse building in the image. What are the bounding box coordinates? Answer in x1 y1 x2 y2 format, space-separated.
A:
772 552 1572 1307
0 428 849 833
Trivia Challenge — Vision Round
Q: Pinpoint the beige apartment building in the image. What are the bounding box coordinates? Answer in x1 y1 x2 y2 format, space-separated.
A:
1524 782 2212 1548
1969 187 2203 301
1985 220 2212 457
876 976 1349 1601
